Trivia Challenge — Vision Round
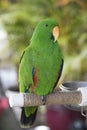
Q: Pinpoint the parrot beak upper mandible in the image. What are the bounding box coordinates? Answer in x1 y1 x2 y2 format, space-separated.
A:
52 26 59 42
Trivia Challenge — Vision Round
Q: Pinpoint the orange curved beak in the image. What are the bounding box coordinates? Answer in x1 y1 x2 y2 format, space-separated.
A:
52 26 59 42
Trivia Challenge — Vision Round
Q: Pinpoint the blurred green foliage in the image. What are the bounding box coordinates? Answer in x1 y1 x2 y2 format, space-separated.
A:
0 0 87 81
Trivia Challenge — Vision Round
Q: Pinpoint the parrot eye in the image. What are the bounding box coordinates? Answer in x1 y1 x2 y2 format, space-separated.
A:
45 24 48 27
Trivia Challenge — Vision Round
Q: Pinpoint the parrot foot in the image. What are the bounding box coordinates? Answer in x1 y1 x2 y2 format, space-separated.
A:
41 95 46 105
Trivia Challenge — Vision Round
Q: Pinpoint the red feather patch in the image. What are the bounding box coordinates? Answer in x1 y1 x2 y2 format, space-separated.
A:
30 68 38 93
32 68 38 87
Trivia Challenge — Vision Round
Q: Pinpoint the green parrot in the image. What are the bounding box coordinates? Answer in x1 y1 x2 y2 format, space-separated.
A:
19 18 64 128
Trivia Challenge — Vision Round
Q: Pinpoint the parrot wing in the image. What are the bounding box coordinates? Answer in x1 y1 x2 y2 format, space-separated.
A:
19 48 34 92
54 59 64 88
19 48 38 128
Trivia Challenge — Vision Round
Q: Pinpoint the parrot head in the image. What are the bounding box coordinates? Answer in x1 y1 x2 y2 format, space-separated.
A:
31 18 59 44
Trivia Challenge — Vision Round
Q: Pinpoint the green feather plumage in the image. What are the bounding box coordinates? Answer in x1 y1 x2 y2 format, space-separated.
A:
19 18 63 127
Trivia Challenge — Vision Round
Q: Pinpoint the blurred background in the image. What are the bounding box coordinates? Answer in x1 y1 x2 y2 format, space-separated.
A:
0 0 87 130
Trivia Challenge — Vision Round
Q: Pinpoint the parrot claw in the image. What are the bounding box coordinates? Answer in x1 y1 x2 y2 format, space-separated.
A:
41 95 46 105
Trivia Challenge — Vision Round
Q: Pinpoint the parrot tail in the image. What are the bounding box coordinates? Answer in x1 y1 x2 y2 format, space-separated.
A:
20 107 37 128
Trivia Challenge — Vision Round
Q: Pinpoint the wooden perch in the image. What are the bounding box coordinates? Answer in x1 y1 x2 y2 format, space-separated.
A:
6 82 87 108
6 90 82 107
